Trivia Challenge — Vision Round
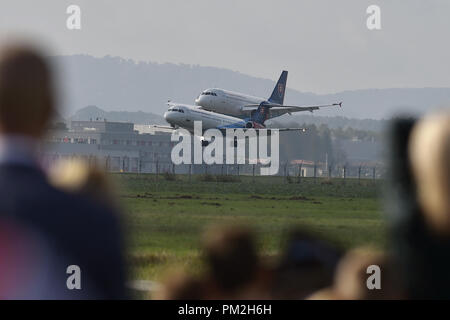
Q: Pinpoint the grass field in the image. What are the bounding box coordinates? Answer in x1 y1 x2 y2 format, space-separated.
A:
114 173 386 281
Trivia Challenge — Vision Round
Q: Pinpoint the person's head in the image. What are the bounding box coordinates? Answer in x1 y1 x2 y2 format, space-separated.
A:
330 248 401 300
203 225 259 294
273 228 342 299
0 43 55 138
409 111 450 235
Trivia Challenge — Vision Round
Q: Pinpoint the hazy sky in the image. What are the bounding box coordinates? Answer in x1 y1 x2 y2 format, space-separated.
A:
0 0 449 94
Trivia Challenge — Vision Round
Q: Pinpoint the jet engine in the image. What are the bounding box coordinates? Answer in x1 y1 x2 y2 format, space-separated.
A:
245 121 255 128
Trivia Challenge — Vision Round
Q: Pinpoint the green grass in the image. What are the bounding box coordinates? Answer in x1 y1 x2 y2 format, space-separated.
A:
114 174 386 281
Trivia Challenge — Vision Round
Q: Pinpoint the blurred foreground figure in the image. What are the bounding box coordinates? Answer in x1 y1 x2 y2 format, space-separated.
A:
308 249 402 300
272 229 342 299
0 218 69 299
49 159 118 209
161 225 271 300
409 111 450 235
388 112 450 299
0 43 126 299
158 270 206 300
202 225 271 299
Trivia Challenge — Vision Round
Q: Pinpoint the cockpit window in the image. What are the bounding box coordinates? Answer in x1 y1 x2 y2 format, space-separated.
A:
201 91 217 96
168 107 184 113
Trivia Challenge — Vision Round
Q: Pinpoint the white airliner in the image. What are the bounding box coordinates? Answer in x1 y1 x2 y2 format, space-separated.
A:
162 102 307 136
194 71 342 119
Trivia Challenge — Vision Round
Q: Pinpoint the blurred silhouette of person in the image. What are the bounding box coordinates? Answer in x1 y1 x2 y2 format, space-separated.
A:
308 248 403 300
201 225 271 299
387 112 450 299
0 43 126 299
157 270 206 300
0 217 74 299
409 111 450 235
272 228 342 299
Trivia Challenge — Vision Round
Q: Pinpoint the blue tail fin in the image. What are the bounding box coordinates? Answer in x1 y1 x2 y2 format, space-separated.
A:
250 102 271 125
268 71 288 105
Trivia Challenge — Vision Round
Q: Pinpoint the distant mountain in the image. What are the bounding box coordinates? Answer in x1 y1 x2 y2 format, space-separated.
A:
69 105 166 124
52 55 450 120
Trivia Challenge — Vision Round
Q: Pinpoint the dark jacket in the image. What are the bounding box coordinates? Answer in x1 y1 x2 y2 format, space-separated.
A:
0 163 126 299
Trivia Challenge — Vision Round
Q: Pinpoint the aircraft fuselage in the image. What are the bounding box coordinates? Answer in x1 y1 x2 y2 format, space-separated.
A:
195 88 267 118
164 104 249 134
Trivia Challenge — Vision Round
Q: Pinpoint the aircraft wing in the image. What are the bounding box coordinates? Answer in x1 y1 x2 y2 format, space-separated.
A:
147 125 194 135
242 102 342 118
221 128 307 133
149 125 176 130
254 127 308 133
273 127 308 132
218 127 308 135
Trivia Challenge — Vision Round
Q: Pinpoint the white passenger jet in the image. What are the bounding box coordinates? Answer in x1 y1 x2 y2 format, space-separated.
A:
194 71 342 119
162 101 307 138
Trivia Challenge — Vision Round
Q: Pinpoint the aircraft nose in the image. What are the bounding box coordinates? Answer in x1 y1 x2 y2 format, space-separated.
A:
164 111 172 122
195 94 208 106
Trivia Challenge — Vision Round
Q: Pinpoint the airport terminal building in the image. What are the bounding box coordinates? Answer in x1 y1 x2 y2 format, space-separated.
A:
42 120 177 173
42 120 244 175
41 120 383 178
41 120 279 176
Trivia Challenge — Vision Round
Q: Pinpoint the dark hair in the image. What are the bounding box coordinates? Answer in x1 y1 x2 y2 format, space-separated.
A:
204 226 258 293
0 44 54 135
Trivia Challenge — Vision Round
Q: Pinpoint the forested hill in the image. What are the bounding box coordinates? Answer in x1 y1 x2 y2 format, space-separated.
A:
53 55 450 119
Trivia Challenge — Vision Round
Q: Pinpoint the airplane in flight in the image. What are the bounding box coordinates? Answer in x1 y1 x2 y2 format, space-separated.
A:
161 101 307 144
194 71 342 119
